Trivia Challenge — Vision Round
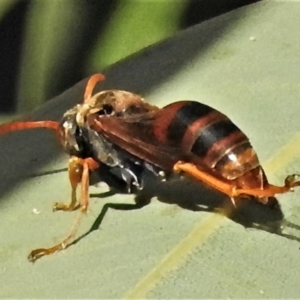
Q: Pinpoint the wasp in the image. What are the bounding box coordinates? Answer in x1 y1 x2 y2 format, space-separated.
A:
1 74 300 261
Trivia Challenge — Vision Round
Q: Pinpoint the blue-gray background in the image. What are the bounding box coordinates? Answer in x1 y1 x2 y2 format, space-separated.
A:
2 1 300 299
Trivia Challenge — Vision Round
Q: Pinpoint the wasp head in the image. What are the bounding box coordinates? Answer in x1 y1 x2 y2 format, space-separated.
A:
58 105 91 158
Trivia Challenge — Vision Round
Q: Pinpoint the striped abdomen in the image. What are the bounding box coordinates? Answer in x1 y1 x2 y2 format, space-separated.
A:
154 101 261 181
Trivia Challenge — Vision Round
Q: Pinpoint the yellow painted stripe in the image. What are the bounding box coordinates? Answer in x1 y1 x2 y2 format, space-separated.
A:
123 213 225 300
123 132 300 300
263 133 300 174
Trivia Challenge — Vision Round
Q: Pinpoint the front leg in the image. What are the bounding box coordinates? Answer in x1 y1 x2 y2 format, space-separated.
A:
53 156 99 211
28 156 99 262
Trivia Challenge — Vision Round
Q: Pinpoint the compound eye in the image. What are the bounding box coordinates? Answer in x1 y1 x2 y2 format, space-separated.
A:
58 117 80 152
98 104 114 116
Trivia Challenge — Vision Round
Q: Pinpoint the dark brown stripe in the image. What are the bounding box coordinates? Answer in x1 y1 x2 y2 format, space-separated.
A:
191 119 240 158
202 131 247 168
166 101 214 143
181 110 227 153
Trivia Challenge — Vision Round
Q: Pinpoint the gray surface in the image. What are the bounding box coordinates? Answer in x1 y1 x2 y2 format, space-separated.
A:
1 1 300 298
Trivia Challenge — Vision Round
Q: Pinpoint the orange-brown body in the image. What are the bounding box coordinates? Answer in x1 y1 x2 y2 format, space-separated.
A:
84 97 268 202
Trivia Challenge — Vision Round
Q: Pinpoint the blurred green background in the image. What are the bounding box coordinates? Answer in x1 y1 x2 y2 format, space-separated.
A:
0 0 258 115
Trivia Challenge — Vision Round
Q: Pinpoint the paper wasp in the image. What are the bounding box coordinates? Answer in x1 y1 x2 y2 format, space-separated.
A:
1 73 300 261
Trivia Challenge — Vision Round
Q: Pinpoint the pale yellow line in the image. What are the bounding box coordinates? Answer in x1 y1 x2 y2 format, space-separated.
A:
122 132 300 300
123 213 224 300
262 133 300 174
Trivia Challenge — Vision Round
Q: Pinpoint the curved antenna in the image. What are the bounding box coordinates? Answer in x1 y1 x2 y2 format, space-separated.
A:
0 121 59 136
83 73 106 102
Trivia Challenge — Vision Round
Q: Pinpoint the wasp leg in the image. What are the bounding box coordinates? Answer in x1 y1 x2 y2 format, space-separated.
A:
234 174 300 200
28 211 85 262
120 163 144 193
53 157 82 211
230 197 237 208
53 157 99 211
28 157 99 262
173 161 236 198
173 162 300 203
